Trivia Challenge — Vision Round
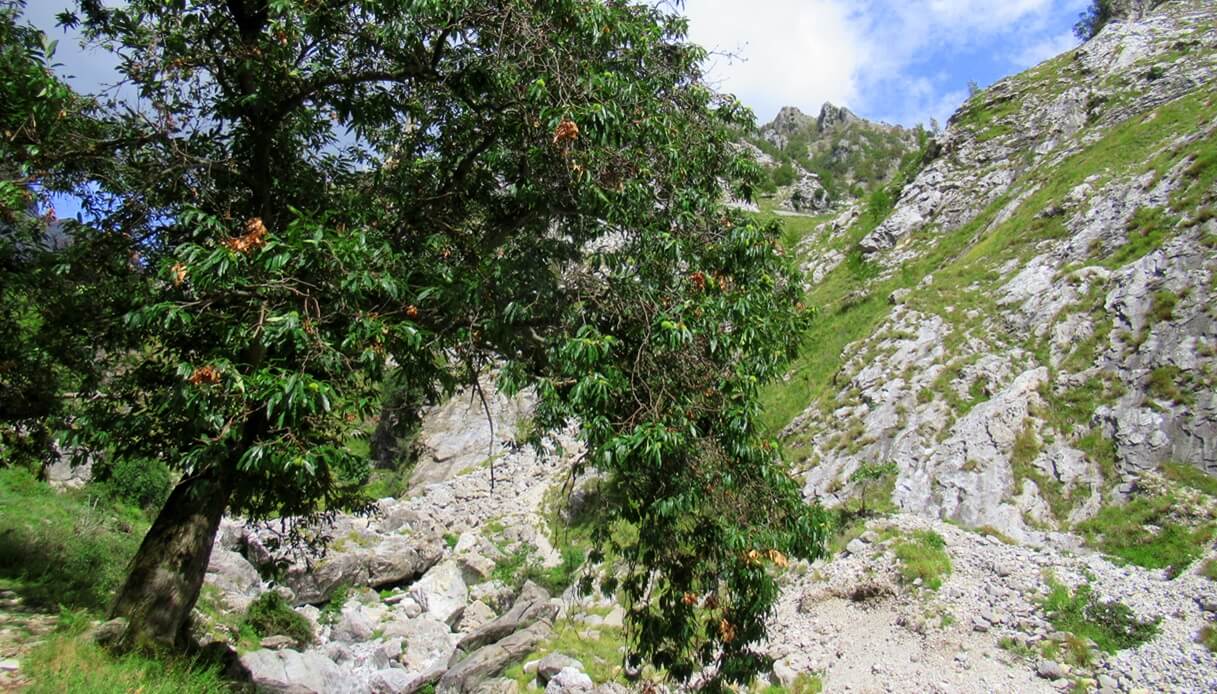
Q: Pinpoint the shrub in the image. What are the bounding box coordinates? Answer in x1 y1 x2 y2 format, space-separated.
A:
1200 625 1217 653
92 457 174 511
1041 578 1160 653
892 530 951 590
244 591 313 645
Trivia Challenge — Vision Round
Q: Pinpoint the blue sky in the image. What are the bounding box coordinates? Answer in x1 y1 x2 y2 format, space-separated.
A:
682 0 1090 127
25 1 1090 135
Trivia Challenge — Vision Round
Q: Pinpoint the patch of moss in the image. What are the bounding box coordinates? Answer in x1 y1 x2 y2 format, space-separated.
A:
1077 494 1215 577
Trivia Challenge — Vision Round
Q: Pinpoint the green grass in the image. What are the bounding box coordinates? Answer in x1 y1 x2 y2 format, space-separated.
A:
502 619 627 687
1161 462 1217 497
21 610 231 693
890 530 951 590
1200 558 1217 581
1200 625 1217 653
1041 578 1160 654
1076 493 1215 577
1103 206 1180 268
0 467 148 611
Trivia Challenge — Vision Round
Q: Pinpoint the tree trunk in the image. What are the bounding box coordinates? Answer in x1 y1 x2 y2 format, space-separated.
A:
108 465 233 650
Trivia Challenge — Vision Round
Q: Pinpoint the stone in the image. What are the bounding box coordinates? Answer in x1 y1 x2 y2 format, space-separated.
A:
411 560 469 624
473 678 520 694
391 617 458 673
239 648 343 694
332 607 376 642
370 668 415 694
1036 660 1066 680
438 619 553 693
845 538 868 556
536 653 583 683
259 635 297 650
456 582 557 654
545 667 593 694
457 601 498 634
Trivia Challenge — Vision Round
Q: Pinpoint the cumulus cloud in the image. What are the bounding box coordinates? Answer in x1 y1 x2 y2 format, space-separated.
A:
683 0 864 124
682 0 1086 126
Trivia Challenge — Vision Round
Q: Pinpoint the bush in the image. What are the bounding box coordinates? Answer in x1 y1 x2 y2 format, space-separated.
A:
1041 578 1159 653
892 530 951 590
92 457 174 511
244 592 313 645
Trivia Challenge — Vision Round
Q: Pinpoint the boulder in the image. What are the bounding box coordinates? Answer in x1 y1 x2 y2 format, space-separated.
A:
282 534 443 605
411 560 469 624
438 619 553 694
536 653 583 683
545 667 593 694
457 582 556 654
239 648 344 693
391 617 458 673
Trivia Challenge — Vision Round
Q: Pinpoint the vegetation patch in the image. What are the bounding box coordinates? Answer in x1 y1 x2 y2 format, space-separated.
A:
503 619 627 688
0 468 147 612
1103 206 1179 268
21 610 229 694
890 530 951 590
1041 578 1160 653
1076 493 1215 577
243 591 313 645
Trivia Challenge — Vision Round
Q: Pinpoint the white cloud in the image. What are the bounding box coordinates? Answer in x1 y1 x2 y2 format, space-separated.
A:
684 0 864 124
681 0 1084 126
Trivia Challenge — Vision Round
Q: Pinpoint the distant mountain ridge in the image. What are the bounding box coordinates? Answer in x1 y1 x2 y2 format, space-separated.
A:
745 102 923 212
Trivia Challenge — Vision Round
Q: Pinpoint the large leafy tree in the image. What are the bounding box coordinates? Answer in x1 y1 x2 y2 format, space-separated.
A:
33 0 825 683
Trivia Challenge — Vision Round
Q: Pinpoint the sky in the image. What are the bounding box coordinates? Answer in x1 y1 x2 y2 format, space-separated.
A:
24 1 1090 137
682 0 1090 127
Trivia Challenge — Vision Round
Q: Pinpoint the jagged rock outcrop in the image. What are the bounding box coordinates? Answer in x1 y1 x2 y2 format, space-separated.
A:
753 102 921 210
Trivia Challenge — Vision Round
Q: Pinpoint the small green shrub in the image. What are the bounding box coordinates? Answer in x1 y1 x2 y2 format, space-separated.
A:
443 532 459 549
892 530 951 590
1150 289 1179 323
244 591 313 645
1200 625 1217 653
1146 366 1192 405
1041 578 1160 653
1199 559 1217 581
318 583 350 626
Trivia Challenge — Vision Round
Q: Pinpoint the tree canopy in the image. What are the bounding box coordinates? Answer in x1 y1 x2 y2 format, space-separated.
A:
3 0 826 685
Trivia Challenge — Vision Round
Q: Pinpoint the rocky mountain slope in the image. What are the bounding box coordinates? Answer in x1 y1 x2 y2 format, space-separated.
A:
745 103 922 213
181 3 1217 694
772 0 1217 539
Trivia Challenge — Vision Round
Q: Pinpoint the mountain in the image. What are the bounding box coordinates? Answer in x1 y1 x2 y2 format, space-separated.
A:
747 102 924 212
769 0 1217 542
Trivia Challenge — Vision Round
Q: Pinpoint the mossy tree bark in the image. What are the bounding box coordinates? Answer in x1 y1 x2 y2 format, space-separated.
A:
108 466 233 650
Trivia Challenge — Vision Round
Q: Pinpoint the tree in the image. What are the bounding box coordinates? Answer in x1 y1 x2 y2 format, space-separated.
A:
1074 0 1115 40
0 0 131 467
848 462 898 516
34 0 826 685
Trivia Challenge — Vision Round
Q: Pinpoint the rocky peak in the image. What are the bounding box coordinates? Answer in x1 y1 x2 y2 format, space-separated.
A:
816 102 858 131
